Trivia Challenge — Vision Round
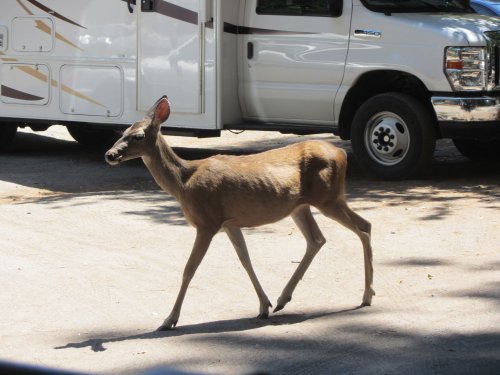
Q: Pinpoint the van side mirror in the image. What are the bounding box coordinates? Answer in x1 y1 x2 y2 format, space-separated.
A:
329 0 343 17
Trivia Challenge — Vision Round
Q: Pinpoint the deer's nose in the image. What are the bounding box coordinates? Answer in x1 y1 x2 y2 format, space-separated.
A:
105 151 115 161
105 150 119 164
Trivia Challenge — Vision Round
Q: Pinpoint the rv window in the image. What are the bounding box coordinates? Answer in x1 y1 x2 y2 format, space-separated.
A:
256 0 341 17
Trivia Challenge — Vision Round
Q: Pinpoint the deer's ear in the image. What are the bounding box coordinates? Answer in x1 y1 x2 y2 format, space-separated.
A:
153 96 171 124
146 96 171 125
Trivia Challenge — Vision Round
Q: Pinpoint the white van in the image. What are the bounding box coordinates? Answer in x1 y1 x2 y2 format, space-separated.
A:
1 0 499 178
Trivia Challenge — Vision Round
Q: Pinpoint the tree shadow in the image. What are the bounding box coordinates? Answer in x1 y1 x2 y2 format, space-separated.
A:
173 326 500 375
54 306 364 353
54 310 500 374
449 281 500 307
466 260 500 271
382 257 455 267
2 131 499 223
13 189 189 226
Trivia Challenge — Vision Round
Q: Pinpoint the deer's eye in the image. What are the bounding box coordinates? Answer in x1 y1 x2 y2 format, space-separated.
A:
132 132 145 141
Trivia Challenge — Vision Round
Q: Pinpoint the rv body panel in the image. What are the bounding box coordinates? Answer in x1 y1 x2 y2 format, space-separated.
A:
0 0 217 130
138 0 217 129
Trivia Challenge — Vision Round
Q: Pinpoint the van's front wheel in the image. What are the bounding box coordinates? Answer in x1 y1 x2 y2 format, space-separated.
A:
351 93 436 179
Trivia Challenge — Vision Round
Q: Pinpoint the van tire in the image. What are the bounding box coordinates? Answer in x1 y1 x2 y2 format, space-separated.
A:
0 124 18 152
452 139 500 161
351 93 436 180
67 126 120 149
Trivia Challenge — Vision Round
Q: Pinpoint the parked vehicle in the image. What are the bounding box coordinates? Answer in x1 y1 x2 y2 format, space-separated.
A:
1 0 500 178
471 0 500 16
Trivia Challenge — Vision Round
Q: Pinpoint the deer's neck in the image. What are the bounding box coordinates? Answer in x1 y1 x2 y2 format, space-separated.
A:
142 135 188 199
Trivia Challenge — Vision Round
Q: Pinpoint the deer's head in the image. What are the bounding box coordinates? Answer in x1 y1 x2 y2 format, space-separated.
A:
105 96 171 165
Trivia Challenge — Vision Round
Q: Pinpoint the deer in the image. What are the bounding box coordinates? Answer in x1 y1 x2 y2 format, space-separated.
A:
105 96 375 330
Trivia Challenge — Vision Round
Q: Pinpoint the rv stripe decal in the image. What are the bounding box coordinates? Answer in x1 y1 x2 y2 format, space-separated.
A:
15 65 49 84
53 31 83 52
33 20 83 51
223 22 316 35
16 0 34 16
16 0 84 51
35 19 83 51
155 1 198 25
131 1 312 35
120 1 309 35
0 53 106 108
120 0 198 25
1 85 45 101
25 0 87 29
60 85 106 108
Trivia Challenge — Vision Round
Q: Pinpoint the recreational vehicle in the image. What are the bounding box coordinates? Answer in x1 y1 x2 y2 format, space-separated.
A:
1 0 500 178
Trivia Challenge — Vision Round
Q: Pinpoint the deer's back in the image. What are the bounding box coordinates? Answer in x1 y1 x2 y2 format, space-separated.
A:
180 140 347 228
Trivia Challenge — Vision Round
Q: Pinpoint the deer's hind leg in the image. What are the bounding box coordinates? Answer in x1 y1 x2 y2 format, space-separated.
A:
225 226 272 319
319 200 375 307
275 205 326 313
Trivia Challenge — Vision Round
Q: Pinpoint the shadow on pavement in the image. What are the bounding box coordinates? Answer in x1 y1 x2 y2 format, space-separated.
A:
54 306 364 352
2 130 499 224
54 304 500 374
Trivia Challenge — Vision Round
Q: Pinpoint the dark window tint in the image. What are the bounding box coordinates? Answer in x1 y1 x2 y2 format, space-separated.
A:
257 0 338 16
361 0 472 13
471 3 496 16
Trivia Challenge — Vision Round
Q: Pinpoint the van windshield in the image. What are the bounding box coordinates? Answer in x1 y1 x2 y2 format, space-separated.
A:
362 0 473 13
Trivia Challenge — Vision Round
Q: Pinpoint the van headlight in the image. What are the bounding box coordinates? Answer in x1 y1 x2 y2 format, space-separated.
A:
445 47 486 91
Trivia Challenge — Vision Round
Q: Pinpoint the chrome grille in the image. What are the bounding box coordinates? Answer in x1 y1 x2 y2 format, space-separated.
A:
484 31 500 91
496 45 500 87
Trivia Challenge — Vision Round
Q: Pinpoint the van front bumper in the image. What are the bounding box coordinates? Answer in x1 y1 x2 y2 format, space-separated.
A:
431 96 500 140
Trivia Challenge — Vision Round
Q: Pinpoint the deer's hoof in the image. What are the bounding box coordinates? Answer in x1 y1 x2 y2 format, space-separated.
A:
256 312 269 319
361 289 375 307
157 318 178 331
273 304 284 313
274 295 291 313
157 323 176 331
361 289 376 307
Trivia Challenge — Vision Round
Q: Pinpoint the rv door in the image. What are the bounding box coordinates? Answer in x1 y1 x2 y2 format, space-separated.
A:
239 0 349 125
138 0 206 114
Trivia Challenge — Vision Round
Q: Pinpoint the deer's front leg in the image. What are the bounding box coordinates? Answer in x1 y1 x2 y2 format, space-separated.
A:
224 226 272 319
158 228 216 330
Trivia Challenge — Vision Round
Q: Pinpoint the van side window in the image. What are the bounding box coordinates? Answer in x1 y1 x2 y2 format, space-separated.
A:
256 0 341 17
470 3 496 16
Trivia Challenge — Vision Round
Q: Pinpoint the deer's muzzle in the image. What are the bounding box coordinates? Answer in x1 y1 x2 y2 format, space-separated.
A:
105 149 122 165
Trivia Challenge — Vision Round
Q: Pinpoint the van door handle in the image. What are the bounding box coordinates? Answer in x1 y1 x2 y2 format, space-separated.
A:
354 29 382 39
247 42 254 59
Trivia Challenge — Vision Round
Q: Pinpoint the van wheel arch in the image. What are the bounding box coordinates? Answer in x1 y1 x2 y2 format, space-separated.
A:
350 92 436 179
338 71 435 140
